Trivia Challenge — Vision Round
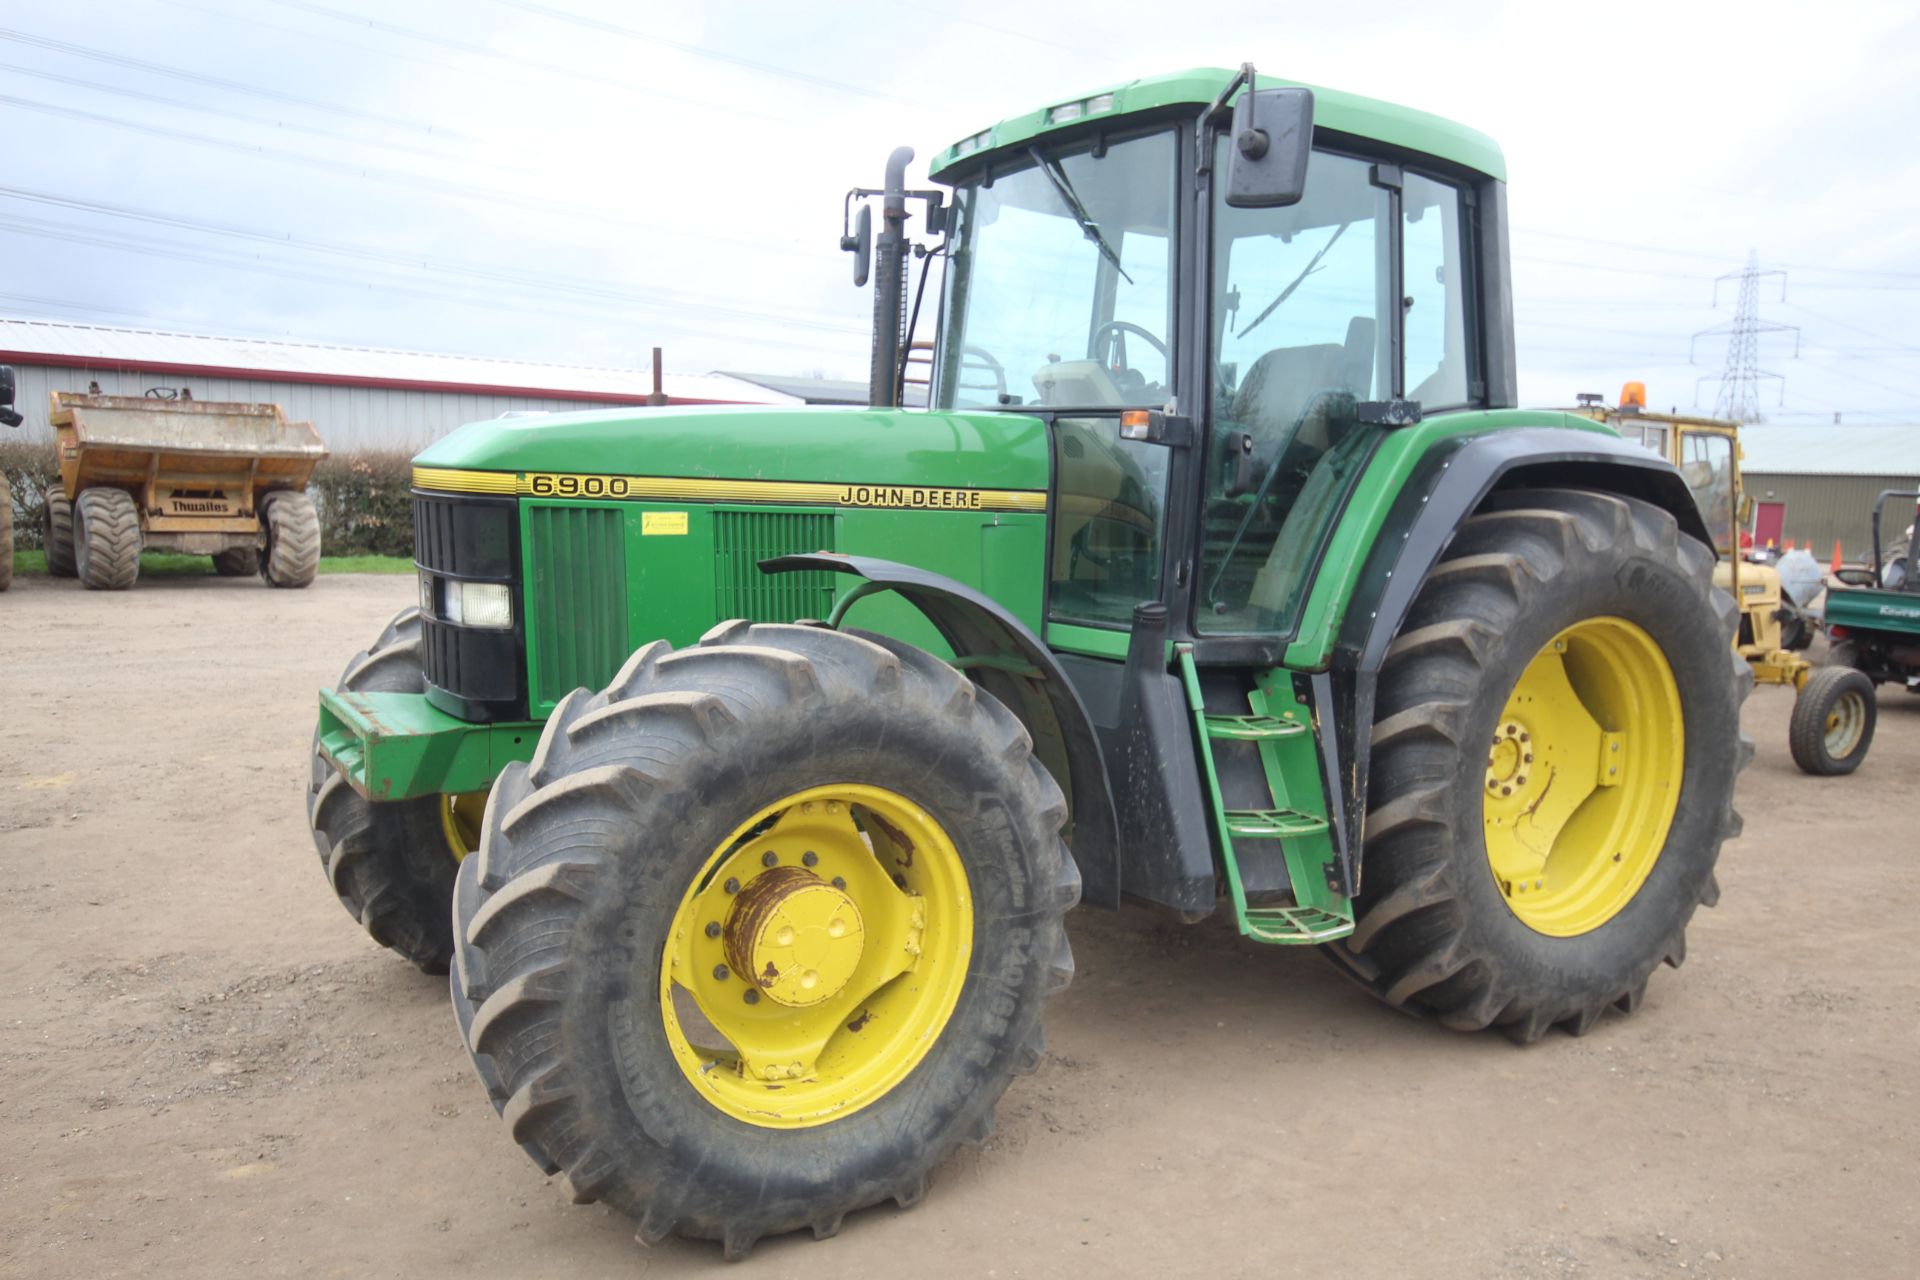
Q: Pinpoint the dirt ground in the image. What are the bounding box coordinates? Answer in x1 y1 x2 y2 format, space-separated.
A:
2 572 1916 1279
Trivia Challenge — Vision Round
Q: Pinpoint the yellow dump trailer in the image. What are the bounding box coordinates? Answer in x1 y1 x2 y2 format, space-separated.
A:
45 391 328 590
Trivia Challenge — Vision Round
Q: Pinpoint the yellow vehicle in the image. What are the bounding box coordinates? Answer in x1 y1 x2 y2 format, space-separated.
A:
44 390 327 591
1570 384 1867 773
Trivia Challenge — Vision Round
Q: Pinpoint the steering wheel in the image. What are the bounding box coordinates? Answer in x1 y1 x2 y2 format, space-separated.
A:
1091 321 1168 377
957 344 1007 403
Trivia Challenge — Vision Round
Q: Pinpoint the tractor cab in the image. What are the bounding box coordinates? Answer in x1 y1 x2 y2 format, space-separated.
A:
854 66 1514 659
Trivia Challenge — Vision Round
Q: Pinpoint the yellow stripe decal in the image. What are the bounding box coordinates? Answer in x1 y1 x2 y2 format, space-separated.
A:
412 466 517 495
413 466 1046 513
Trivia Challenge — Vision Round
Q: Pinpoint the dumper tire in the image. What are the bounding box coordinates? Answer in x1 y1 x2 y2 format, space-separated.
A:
75 487 141 591
306 607 458 973
261 490 320 588
0 480 13 592
44 491 77 578
212 546 259 576
450 621 1078 1260
1788 665 1876 776
1325 489 1750 1043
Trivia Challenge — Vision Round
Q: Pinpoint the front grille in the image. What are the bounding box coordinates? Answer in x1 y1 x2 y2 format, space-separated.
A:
414 494 513 578
525 505 628 708
713 510 837 622
414 492 523 720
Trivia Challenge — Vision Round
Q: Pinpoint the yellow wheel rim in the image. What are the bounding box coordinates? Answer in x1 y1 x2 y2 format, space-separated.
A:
660 784 973 1129
1482 617 1683 937
439 791 487 861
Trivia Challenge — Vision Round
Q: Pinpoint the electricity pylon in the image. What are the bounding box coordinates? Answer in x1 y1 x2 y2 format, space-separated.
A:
1691 251 1800 423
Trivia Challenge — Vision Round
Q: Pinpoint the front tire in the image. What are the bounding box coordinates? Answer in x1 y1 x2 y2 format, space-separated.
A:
1788 666 1876 776
260 490 320 588
75 487 141 590
306 608 460 972
451 621 1078 1259
45 491 76 578
1328 489 1750 1042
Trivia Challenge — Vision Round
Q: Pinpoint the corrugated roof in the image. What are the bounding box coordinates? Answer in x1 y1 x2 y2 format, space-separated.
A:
1738 424 1920 476
0 316 799 406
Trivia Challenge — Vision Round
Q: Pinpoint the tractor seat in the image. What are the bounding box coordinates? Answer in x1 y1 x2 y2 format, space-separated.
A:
1228 315 1375 451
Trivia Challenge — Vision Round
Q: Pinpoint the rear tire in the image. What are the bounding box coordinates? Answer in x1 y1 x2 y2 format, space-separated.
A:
75 487 141 590
44 491 76 578
1788 666 1876 776
212 545 259 576
306 608 459 973
260 491 319 588
451 622 1078 1259
1326 489 1749 1043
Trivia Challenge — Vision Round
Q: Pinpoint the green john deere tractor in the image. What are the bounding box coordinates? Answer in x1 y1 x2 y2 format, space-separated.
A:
306 66 1750 1258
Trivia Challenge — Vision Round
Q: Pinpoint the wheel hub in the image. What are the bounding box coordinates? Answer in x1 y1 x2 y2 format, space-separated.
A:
723 867 866 1008
1483 720 1534 796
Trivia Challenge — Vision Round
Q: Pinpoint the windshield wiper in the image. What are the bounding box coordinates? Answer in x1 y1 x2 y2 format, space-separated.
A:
1236 221 1350 340
1029 146 1133 285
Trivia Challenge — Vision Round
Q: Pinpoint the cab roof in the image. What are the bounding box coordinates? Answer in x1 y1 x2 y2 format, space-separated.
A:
929 66 1506 184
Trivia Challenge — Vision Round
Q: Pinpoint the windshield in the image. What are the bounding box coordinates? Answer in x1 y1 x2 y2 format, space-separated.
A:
936 130 1176 410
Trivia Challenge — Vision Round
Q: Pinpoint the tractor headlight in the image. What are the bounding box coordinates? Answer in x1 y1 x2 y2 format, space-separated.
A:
457 581 514 630
422 571 514 630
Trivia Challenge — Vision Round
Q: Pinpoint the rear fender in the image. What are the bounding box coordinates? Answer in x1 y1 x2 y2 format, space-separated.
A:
1327 427 1711 894
761 553 1121 908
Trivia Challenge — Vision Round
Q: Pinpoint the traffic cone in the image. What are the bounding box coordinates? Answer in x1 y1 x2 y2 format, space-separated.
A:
1783 538 1796 551
1831 540 1844 573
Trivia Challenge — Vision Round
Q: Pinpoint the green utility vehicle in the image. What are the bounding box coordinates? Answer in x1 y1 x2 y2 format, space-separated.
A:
307 66 1749 1258
1796 489 1920 772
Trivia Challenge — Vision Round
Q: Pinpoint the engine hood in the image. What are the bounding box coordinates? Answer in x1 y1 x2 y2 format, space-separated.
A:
413 404 1051 494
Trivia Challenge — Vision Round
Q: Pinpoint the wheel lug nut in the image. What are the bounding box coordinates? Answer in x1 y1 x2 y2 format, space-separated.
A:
723 877 740 894
712 964 730 981
704 922 722 939
743 989 760 1005
1500 785 1512 796
831 876 847 890
762 851 779 867
802 850 818 867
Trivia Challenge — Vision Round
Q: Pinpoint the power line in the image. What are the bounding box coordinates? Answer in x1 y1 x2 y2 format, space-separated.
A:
0 61 541 180
0 25 484 142
0 185 867 337
260 0 792 127
488 0 936 109
0 213 860 361
1516 225 1920 283
0 92 815 255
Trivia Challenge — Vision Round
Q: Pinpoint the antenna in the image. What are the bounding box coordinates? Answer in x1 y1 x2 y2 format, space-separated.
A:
1690 250 1800 423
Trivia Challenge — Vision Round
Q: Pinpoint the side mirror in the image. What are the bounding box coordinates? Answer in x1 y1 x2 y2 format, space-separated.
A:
1226 87 1313 209
0 364 20 429
841 204 872 287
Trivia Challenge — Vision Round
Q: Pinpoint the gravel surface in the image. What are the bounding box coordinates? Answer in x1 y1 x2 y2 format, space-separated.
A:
2 572 1916 1277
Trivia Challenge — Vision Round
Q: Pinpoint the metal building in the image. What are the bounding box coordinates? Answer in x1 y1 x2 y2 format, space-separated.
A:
0 317 797 451
1739 424 1920 561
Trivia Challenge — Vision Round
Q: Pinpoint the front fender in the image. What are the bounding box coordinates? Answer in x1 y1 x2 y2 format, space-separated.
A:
761 553 1121 909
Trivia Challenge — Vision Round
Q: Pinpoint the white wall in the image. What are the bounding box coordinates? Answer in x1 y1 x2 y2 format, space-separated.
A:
6 362 633 452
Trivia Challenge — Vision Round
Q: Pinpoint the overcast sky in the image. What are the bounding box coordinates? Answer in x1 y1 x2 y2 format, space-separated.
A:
5 0 1918 423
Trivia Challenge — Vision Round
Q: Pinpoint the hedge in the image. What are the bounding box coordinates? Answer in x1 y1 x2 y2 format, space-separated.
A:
0 442 417 558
